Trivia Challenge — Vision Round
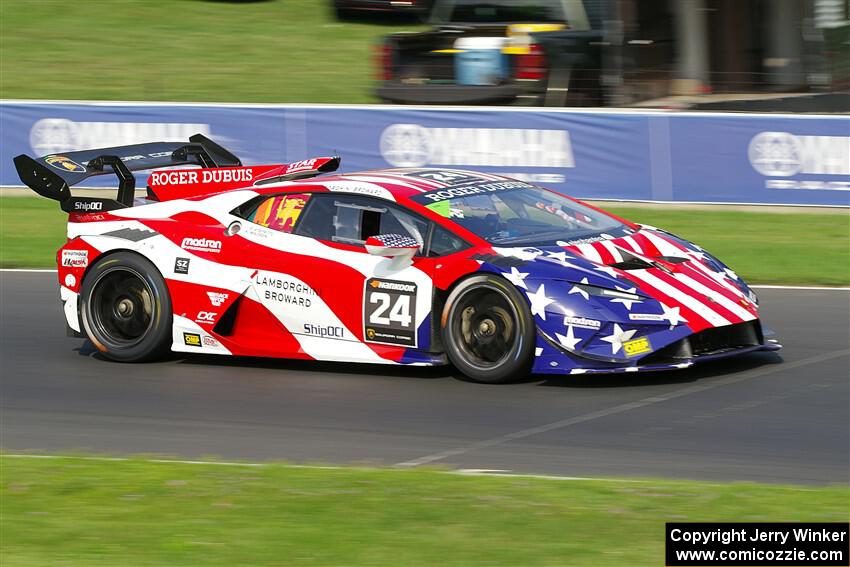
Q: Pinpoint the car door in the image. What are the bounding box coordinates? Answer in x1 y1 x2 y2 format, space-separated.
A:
236 191 438 364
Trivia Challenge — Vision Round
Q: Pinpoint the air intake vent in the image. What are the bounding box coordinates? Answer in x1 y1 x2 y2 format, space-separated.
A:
609 258 654 270
608 247 654 270
639 321 763 365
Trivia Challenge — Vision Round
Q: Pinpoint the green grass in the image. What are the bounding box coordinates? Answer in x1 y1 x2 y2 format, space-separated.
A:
0 0 423 103
605 207 850 287
1 455 847 567
2 196 847 285
0 196 65 269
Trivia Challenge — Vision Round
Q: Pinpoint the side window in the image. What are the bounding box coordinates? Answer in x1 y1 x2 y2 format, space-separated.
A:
428 224 469 257
247 193 310 233
296 194 429 249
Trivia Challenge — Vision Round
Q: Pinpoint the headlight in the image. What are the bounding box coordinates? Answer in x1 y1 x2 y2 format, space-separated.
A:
747 289 759 305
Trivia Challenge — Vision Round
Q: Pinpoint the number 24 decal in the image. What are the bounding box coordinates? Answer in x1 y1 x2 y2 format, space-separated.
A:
369 292 412 328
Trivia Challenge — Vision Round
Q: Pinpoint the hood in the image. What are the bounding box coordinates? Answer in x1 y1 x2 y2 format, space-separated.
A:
476 226 759 337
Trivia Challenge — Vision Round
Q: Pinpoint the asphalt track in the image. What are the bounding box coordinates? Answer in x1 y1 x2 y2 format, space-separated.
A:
1 271 848 484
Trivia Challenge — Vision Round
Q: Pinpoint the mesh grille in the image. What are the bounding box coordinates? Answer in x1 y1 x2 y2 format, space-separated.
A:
640 321 762 365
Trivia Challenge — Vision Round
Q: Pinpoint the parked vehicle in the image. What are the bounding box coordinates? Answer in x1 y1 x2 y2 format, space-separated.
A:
333 0 433 20
377 0 598 105
375 0 677 106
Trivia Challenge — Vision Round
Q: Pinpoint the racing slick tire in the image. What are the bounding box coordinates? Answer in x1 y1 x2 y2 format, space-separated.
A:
442 274 536 384
79 251 173 362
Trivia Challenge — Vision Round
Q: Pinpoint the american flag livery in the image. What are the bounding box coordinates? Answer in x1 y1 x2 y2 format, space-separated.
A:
481 233 770 375
19 136 779 382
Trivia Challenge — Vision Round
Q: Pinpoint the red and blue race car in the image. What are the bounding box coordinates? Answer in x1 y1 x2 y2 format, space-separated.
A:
14 135 780 383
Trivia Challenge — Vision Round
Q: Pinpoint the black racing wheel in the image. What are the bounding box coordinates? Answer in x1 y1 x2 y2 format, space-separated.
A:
442 274 536 383
79 252 172 362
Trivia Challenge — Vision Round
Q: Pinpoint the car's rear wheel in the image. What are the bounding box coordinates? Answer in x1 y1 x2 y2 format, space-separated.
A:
442 274 535 383
79 252 172 362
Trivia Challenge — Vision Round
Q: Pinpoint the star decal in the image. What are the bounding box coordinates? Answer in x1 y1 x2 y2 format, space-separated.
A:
544 250 583 270
503 266 529 290
555 324 582 351
724 268 739 280
545 249 569 263
660 303 687 327
705 268 741 293
492 247 543 262
688 250 707 262
526 283 555 320
608 287 642 311
600 324 637 355
594 264 620 279
568 277 590 300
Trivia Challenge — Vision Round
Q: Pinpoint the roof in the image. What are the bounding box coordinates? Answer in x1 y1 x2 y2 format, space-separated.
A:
253 167 518 203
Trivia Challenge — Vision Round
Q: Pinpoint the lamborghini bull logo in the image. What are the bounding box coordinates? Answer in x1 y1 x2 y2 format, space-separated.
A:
45 155 85 173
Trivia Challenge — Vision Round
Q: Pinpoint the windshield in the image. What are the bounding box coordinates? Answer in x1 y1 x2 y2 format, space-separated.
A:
413 181 627 246
431 0 572 24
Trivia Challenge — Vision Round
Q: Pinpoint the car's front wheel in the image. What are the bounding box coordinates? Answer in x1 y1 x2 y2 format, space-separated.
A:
442 274 536 383
79 251 172 362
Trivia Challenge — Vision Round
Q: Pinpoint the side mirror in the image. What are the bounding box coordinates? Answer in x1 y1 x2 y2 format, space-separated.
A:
365 234 421 257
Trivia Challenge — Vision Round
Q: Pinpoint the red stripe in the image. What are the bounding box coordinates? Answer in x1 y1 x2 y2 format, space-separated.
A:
650 233 751 301
678 265 759 319
630 233 662 257
617 236 642 254
388 171 448 188
362 173 436 192
591 241 615 264
684 254 746 298
221 296 310 359
652 270 745 324
652 232 690 253
616 271 715 331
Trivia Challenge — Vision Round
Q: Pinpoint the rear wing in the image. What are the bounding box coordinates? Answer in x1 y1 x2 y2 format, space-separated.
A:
13 134 242 213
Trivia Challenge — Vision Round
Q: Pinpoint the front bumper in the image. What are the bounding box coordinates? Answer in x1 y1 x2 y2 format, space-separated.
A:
532 320 782 375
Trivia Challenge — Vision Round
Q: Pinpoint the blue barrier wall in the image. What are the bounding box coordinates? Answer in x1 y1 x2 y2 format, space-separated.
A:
1 101 847 206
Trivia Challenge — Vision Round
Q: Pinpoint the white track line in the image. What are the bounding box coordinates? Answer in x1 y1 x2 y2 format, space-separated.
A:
0 454 647 483
396 348 850 467
1 269 847 290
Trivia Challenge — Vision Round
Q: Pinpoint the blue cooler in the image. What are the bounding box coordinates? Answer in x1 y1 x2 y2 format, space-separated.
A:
455 37 508 86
